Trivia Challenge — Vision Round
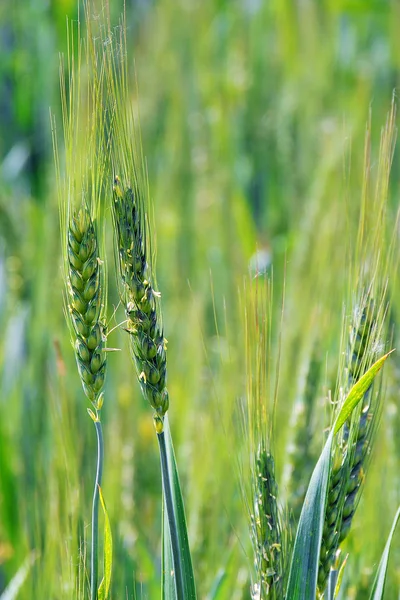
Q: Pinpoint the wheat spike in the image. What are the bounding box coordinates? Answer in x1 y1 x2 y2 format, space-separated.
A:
67 204 107 407
285 346 321 525
113 176 168 421
318 298 382 593
251 446 283 600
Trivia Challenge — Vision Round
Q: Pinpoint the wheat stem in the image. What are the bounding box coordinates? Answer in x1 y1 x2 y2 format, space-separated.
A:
90 417 104 600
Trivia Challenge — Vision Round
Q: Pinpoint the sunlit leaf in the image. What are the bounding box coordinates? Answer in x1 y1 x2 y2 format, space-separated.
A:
98 486 113 600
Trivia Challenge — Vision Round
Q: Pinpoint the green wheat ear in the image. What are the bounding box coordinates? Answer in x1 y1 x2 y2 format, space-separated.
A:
67 204 107 409
318 297 383 593
251 446 283 599
113 176 169 423
52 7 111 598
242 277 287 600
284 344 322 525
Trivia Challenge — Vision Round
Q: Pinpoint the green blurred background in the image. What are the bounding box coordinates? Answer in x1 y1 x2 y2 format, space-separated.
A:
0 0 399 597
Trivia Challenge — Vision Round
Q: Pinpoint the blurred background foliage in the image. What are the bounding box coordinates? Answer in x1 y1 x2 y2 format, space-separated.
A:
0 0 399 598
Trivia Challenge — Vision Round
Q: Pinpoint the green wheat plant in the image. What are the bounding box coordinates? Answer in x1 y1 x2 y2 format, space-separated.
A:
240 102 400 600
284 103 400 600
242 277 286 599
102 8 196 599
51 5 196 598
243 285 394 600
52 11 111 599
316 104 398 597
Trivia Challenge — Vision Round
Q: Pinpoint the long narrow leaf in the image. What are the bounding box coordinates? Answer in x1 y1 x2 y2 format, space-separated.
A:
0 552 37 600
286 353 391 599
98 486 113 600
285 428 334 598
162 495 177 599
160 415 196 600
369 505 400 600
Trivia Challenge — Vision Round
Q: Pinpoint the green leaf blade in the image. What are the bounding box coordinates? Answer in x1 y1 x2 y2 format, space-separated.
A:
98 486 113 600
286 430 334 599
333 351 392 434
160 415 196 600
369 505 400 600
162 498 177 599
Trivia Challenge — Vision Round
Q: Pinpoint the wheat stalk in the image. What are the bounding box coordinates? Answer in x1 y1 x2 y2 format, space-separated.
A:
101 17 198 597
242 277 286 600
316 102 397 595
52 8 110 597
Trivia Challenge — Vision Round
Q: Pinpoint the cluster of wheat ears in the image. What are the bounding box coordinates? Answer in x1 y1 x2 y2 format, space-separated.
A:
51 3 400 600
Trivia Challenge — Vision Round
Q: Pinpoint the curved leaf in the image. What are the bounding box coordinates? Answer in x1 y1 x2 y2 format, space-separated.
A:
285 428 334 598
98 486 113 600
334 553 349 598
333 351 392 434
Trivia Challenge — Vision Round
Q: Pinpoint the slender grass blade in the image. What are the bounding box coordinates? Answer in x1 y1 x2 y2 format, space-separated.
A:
369 505 400 600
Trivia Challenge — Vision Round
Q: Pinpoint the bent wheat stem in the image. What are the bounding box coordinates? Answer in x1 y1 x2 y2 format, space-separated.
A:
90 418 104 600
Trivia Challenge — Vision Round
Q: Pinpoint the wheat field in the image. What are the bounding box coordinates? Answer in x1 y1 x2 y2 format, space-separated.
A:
0 1 399 598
